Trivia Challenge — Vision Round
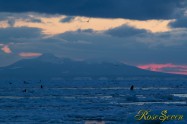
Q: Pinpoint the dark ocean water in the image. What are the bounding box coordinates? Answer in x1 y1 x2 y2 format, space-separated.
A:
0 77 187 124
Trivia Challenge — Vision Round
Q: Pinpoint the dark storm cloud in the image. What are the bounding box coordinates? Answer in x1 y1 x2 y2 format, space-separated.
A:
169 16 187 28
7 19 15 27
60 16 75 23
0 0 186 20
105 25 148 37
0 27 43 43
52 28 187 65
0 13 40 20
29 18 42 23
1 25 187 66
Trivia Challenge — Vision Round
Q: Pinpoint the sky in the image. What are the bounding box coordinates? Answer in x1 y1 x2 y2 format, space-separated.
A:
0 0 187 75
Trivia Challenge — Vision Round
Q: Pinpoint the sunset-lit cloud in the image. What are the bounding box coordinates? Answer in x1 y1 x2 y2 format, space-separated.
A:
138 64 187 75
0 13 172 35
0 1 186 76
14 16 172 35
1 45 12 54
0 21 9 28
19 52 42 58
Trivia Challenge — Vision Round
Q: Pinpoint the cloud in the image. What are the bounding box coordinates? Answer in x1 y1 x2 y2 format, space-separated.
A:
0 12 43 29
138 63 187 75
1 24 187 69
19 52 42 58
7 19 15 27
1 45 12 54
105 25 148 37
0 27 43 43
29 18 42 23
52 27 187 65
169 16 187 28
0 13 173 35
60 16 75 23
0 0 186 20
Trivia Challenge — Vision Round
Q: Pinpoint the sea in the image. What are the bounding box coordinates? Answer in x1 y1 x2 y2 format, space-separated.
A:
0 77 187 124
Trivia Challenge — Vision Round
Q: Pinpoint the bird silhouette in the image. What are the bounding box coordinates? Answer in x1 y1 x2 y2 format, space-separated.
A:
23 81 29 84
130 85 134 91
23 89 27 92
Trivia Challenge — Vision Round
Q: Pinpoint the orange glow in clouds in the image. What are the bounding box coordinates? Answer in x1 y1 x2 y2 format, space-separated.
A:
138 64 187 75
1 45 12 54
19 52 42 58
13 16 172 35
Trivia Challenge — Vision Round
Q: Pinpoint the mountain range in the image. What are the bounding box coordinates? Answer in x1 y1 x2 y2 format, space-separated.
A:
0 54 179 80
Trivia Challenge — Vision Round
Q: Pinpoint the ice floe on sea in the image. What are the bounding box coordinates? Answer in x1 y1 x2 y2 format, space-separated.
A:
0 77 186 123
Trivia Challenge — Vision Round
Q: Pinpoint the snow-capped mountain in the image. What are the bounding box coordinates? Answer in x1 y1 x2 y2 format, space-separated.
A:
0 54 177 80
